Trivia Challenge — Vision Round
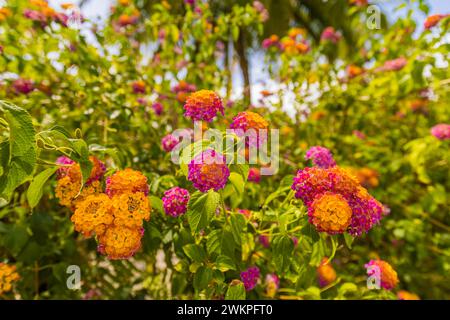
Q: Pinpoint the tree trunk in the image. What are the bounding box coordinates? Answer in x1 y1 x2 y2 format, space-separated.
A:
235 29 251 106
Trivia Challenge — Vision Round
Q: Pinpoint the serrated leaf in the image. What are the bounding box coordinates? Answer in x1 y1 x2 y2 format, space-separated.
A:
225 281 246 300
193 266 213 291
183 244 206 263
187 190 220 234
0 101 37 203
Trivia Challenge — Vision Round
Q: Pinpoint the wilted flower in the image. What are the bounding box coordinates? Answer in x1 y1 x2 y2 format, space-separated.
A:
188 149 230 192
365 259 399 290
162 187 190 217
240 266 260 291
305 146 336 169
184 90 224 122
317 258 337 287
430 123 450 140
248 168 261 183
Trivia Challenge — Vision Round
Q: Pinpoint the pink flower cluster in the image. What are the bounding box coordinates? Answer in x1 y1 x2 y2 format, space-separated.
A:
187 149 230 192
184 90 224 122
161 133 179 152
380 57 407 71
162 187 190 217
305 146 336 169
240 266 260 291
291 167 383 236
431 123 450 140
56 156 75 179
321 27 341 44
247 168 261 183
12 79 34 94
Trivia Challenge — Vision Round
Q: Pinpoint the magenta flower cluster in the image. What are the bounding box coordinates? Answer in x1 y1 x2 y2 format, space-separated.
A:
187 149 230 192
184 90 224 122
247 168 261 183
291 167 384 236
431 123 450 140
13 78 34 94
161 133 179 152
240 266 260 291
321 27 341 44
162 187 190 217
305 146 336 169
55 156 75 179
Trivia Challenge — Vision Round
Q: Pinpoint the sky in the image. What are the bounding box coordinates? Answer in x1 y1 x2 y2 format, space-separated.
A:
45 0 450 107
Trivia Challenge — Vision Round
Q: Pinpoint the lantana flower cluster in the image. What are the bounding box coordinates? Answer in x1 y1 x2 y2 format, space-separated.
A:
55 157 150 260
0 263 20 296
291 166 383 236
365 259 399 290
184 90 224 122
162 187 190 217
305 146 336 169
229 111 269 147
55 156 105 209
188 149 230 192
317 257 337 287
240 266 260 291
430 123 450 140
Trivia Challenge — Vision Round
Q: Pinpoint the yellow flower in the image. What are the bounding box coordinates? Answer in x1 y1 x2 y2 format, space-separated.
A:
111 192 151 228
56 177 102 209
106 168 148 197
71 193 114 237
97 226 143 260
0 263 20 296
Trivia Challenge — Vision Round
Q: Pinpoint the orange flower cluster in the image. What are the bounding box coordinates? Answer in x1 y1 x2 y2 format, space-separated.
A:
310 193 353 234
55 156 105 209
0 263 20 296
317 258 337 287
347 167 379 188
397 290 420 300
0 7 12 21
71 169 151 260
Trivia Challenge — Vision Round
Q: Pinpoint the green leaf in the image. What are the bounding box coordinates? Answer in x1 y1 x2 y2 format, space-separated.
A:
4 225 30 257
0 101 37 203
26 167 59 209
230 213 246 245
215 255 236 272
344 233 354 249
272 235 294 273
149 195 164 214
183 244 206 263
193 266 213 291
228 172 245 195
187 190 220 234
225 281 246 300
